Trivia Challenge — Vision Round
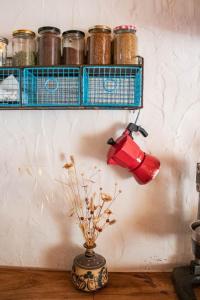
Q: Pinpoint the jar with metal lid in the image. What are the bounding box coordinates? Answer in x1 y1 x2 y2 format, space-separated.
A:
62 30 85 65
113 25 138 64
38 26 61 66
0 37 8 66
12 30 36 66
88 25 111 65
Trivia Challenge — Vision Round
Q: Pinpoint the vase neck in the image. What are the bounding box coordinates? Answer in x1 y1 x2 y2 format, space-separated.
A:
85 248 95 257
84 243 96 257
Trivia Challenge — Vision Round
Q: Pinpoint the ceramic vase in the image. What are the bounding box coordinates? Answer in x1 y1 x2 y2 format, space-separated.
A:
71 243 108 292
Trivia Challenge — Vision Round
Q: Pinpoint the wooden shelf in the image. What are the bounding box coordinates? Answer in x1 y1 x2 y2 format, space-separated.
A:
1 266 199 299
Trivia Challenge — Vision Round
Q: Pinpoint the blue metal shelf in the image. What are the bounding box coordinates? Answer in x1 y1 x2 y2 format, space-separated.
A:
82 65 142 108
23 67 81 107
0 68 21 107
0 60 143 110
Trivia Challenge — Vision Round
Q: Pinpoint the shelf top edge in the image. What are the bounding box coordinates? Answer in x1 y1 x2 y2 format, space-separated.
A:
0 56 144 69
0 64 143 69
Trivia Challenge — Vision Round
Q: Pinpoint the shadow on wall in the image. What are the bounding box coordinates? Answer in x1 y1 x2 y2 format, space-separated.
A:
124 155 192 270
124 0 200 34
43 187 82 270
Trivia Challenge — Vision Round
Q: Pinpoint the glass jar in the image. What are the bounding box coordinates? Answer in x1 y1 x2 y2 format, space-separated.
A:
62 30 85 65
88 25 111 65
113 25 138 64
12 29 36 66
0 37 8 66
38 26 61 66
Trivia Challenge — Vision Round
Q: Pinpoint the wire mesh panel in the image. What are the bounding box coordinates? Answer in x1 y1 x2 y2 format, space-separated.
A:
0 68 21 107
82 66 143 108
23 67 81 106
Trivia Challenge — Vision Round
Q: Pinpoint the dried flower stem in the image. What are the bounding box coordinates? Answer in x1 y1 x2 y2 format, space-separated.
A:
62 156 121 247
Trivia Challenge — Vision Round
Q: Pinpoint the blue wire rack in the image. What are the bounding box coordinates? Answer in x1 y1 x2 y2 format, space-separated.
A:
0 59 143 109
0 68 21 107
23 67 81 106
82 65 142 108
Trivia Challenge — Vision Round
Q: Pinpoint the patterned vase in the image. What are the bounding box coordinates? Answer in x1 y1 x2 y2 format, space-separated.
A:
71 243 108 292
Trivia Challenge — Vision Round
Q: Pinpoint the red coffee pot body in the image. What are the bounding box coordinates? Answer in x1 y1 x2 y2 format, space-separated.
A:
107 124 160 184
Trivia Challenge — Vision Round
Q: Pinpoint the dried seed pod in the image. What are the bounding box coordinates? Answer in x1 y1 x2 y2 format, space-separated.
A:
104 208 112 215
101 193 112 202
63 162 73 169
109 220 116 225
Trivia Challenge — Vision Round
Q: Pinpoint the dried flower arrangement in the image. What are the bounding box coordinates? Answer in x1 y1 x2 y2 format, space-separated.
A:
63 156 121 248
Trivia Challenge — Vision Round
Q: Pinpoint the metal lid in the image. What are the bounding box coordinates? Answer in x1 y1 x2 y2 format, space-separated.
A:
0 37 8 45
62 30 85 37
114 25 137 33
89 25 111 33
13 29 36 37
38 26 61 35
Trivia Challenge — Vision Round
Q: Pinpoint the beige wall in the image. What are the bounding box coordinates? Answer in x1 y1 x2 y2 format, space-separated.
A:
0 0 200 271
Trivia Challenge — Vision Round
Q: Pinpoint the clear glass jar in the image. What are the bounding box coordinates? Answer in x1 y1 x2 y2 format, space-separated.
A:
12 29 36 66
38 26 61 66
0 37 8 66
62 30 85 65
113 25 138 64
88 25 111 65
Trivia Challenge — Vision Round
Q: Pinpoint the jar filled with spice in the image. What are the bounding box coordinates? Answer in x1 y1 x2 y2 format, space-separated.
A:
38 26 61 66
113 25 138 64
88 25 111 65
0 37 8 66
12 29 36 66
62 30 85 65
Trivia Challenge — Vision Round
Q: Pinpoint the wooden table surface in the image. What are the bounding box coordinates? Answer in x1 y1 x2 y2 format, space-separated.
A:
0 267 200 300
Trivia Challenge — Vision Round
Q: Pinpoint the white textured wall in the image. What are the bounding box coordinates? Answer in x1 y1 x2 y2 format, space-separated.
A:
0 0 200 271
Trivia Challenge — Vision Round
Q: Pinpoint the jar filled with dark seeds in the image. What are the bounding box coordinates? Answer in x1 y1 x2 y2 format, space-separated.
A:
38 26 61 66
12 29 36 66
88 25 111 65
113 25 138 64
62 30 85 65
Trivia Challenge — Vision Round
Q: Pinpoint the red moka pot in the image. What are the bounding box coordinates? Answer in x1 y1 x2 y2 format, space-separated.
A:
107 123 160 184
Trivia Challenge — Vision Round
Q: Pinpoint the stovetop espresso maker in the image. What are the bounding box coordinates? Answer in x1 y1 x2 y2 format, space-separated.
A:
173 163 200 300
